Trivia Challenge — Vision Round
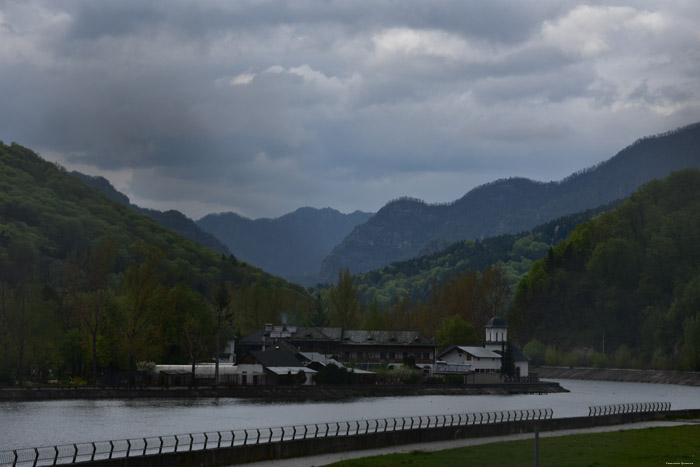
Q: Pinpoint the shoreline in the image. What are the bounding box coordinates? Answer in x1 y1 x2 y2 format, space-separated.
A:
0 381 566 402
537 366 700 386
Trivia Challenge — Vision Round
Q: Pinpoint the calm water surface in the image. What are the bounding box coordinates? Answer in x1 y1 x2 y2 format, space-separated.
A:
2 379 700 450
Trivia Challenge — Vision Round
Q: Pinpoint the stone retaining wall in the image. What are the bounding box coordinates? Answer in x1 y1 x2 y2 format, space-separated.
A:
537 367 700 386
0 382 566 402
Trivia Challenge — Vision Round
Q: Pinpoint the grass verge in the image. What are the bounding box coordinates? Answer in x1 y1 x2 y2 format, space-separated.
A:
326 424 700 467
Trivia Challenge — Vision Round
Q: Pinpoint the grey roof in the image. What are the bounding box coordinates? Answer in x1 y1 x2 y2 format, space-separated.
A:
434 362 473 374
438 345 501 359
242 326 435 346
495 347 531 362
485 317 507 328
248 351 304 368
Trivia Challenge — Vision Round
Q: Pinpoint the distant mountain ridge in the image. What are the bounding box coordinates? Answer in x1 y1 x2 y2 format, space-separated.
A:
319 122 700 283
69 172 232 256
197 208 373 286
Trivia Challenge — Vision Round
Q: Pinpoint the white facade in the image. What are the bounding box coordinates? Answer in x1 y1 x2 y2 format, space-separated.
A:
440 346 502 373
236 363 264 385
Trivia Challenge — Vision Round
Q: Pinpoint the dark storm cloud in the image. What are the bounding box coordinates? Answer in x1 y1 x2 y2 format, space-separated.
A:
0 0 699 218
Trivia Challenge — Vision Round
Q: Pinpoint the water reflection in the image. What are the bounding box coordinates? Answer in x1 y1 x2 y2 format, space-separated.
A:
2 379 699 451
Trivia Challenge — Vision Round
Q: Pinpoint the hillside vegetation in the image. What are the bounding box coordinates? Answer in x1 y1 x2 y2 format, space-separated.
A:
509 169 700 370
70 171 232 256
350 201 621 307
0 142 311 385
320 122 700 283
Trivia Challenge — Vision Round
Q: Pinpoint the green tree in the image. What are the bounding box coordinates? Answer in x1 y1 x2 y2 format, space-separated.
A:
329 268 361 332
306 294 330 327
120 245 169 385
211 283 233 385
64 238 118 386
436 315 478 351
501 342 516 377
523 339 546 366
680 314 700 371
363 299 385 330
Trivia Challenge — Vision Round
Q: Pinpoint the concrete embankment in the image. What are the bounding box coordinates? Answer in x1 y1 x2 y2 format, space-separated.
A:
538 366 700 386
0 382 566 402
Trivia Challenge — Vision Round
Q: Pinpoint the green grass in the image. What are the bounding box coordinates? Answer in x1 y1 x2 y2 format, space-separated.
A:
326 425 700 467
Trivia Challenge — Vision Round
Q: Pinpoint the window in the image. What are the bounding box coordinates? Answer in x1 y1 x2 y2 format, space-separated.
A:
466 354 472 361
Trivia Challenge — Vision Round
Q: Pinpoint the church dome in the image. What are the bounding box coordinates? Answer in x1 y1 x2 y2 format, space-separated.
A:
485 317 507 328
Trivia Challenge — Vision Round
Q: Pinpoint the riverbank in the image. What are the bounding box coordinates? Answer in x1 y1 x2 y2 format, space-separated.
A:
0 381 566 402
537 366 700 386
248 418 700 467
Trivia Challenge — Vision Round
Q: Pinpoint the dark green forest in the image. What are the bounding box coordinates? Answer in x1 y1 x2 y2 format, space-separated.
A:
350 201 622 307
509 169 700 370
0 142 312 385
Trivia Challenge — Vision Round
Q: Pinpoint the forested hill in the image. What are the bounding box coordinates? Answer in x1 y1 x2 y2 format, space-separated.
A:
0 141 308 299
70 171 232 256
509 169 700 371
351 200 622 307
197 208 373 286
319 122 700 284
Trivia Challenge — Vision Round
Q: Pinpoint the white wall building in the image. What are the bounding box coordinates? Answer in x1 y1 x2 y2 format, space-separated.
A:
437 317 530 377
439 345 502 373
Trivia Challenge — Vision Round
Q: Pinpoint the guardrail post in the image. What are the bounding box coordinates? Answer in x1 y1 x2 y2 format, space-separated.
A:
53 445 58 465
314 425 319 438
204 433 209 449
33 448 38 467
143 438 148 456
217 432 222 448
324 423 329 437
127 439 131 457
335 423 340 437
91 442 96 461
292 426 297 439
12 450 17 467
158 437 163 454
230 431 235 447
174 436 179 452
109 441 114 459
188 434 193 451
243 430 248 445
72 444 78 464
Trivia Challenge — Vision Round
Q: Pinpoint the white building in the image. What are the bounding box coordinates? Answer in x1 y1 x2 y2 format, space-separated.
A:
437 317 530 377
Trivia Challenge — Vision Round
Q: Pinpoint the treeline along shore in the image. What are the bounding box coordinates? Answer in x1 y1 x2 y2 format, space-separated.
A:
537 366 700 386
0 382 566 402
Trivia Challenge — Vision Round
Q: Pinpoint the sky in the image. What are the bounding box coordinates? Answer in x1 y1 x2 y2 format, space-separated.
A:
1 1 699 220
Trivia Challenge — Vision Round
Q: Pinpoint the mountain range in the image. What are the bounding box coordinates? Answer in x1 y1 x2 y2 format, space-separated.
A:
197 208 373 286
318 122 700 284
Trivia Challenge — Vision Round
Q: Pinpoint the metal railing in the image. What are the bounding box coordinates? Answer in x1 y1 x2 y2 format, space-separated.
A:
0 408 552 466
588 402 671 416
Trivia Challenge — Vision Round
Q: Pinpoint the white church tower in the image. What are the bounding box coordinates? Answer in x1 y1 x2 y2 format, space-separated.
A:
484 316 507 352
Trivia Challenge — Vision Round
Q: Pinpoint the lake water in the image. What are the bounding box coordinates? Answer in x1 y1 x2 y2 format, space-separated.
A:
2 379 700 451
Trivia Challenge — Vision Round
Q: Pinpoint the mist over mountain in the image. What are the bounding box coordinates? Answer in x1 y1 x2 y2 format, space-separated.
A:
70 172 232 257
318 122 700 284
197 208 373 286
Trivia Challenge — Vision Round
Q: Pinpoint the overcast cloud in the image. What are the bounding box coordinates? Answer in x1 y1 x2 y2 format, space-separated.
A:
1 0 699 219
